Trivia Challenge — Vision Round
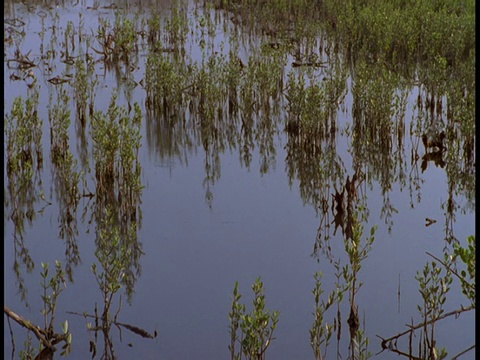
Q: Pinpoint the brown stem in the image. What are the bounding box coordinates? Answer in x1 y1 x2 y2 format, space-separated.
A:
451 344 475 359
4 305 53 349
426 251 475 290
377 304 474 345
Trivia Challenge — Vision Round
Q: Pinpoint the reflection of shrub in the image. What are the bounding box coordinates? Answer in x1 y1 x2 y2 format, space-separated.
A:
229 278 280 360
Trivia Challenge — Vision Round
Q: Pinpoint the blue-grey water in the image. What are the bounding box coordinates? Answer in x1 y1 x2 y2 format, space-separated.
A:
4 0 475 359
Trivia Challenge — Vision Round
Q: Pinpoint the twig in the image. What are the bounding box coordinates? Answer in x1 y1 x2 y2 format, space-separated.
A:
4 305 53 349
66 310 156 339
426 251 475 290
6 315 16 359
451 344 475 359
377 304 474 344
374 337 424 360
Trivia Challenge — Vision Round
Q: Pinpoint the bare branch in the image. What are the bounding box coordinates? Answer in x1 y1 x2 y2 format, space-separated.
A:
426 251 475 291
4 305 53 349
377 305 474 344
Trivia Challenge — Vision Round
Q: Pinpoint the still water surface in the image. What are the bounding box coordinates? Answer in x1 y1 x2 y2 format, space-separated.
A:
4 0 475 359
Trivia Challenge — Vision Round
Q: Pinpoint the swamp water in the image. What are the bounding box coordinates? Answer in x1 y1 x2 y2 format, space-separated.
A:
4 0 475 359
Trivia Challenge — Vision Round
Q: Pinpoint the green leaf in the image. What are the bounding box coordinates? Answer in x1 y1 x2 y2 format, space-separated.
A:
62 320 69 334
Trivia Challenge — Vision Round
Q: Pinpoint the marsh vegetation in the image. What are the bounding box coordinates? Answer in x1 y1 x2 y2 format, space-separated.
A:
4 0 475 359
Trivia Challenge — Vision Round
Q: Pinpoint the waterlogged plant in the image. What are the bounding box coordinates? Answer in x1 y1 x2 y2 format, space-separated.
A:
91 215 130 304
164 0 189 48
414 260 452 360
91 92 143 197
71 212 153 359
229 278 280 360
378 236 475 359
88 213 139 358
74 57 88 126
5 261 72 359
5 88 44 301
5 90 43 177
40 261 72 356
310 269 346 360
113 14 138 60
343 212 376 360
48 85 82 281
90 92 144 301
94 15 139 64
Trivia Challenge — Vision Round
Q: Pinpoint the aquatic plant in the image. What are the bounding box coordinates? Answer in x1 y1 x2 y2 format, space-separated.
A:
229 278 280 360
5 261 72 359
310 269 345 360
5 88 44 301
164 0 189 49
86 209 153 358
377 235 475 359
90 92 144 302
74 57 88 127
48 86 82 281
343 212 376 360
3 0 475 358
318 0 475 74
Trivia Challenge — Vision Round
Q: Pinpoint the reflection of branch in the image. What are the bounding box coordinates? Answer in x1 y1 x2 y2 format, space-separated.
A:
377 304 474 345
116 322 157 339
374 338 424 360
451 344 475 359
4 305 52 348
377 337 475 360
4 305 69 350
426 251 475 291
66 310 157 339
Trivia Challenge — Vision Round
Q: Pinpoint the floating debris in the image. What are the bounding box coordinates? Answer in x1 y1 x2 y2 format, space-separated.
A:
48 76 70 85
5 18 26 27
9 73 22 81
292 61 325 68
116 322 157 339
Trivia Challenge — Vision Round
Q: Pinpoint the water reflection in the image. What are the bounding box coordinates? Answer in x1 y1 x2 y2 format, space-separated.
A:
90 94 144 299
5 85 44 302
3 0 475 358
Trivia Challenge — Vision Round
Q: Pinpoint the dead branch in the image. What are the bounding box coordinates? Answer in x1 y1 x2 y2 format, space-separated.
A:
66 310 157 339
377 304 474 345
4 305 70 349
4 305 53 349
451 344 475 359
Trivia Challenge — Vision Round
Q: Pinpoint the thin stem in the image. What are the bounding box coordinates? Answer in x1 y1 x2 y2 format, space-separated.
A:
377 304 474 345
426 252 474 291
